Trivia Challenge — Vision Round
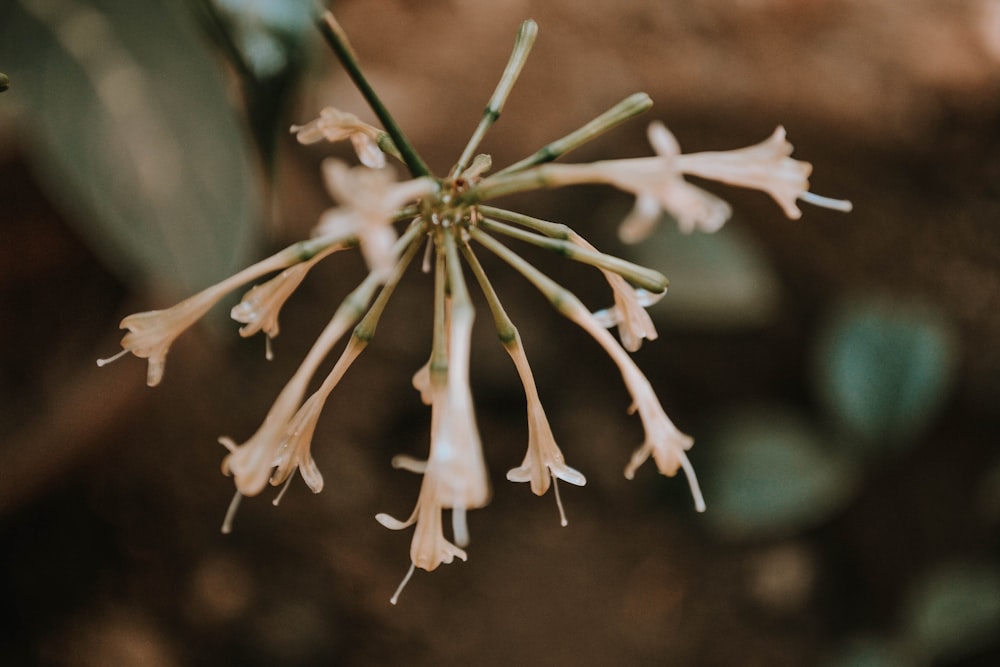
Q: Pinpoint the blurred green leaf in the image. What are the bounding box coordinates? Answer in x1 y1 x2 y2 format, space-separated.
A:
630 218 781 330
704 406 857 539
211 0 314 79
902 561 1000 662
813 298 957 453
0 0 261 297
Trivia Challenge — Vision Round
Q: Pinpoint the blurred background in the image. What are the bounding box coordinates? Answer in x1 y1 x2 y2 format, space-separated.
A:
2 0 1000 665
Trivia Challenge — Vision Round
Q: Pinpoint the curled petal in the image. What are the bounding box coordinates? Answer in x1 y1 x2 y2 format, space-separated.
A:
376 511 416 531
291 106 387 168
270 393 326 493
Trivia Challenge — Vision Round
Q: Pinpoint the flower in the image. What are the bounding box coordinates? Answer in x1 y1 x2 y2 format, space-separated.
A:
504 337 585 526
291 106 392 168
314 160 436 279
619 361 705 512
377 301 490 602
231 249 338 359
376 467 469 604
219 410 294 499
270 392 325 497
591 284 664 353
556 121 851 241
97 284 230 387
560 296 705 512
673 124 810 219
567 231 662 352
98 245 312 385
376 463 470 573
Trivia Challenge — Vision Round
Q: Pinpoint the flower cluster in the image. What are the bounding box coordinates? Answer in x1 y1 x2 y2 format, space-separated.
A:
99 13 851 603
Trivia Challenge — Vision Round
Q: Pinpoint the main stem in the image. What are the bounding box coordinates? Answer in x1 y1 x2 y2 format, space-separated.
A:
316 12 432 178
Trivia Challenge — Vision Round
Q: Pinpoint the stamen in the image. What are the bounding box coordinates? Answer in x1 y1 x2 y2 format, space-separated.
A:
452 506 470 547
272 473 296 506
679 452 707 513
390 563 416 605
552 476 569 527
265 335 274 362
95 348 130 367
221 491 243 534
798 190 853 213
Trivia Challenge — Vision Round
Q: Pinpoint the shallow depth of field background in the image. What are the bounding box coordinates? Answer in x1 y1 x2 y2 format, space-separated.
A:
2 1 1000 665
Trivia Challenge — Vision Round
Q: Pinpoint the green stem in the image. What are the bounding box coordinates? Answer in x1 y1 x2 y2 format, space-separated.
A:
460 242 517 345
316 11 432 178
463 162 600 203
495 92 653 176
353 228 424 342
452 19 538 177
478 216 667 293
469 228 581 317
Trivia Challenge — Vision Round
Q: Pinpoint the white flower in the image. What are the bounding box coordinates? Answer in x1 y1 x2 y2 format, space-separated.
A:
376 463 469 604
314 160 436 279
561 121 851 241
98 282 233 387
291 106 391 168
269 392 325 496
230 252 333 359
591 281 664 353
503 338 585 526
567 232 661 352
673 124 810 219
563 299 706 512
98 247 312 385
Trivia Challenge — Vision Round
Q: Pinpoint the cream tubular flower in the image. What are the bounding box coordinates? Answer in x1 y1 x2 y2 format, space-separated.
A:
270 392 325 497
571 233 662 351
566 299 705 512
432 300 491 545
103 289 223 387
536 121 850 241
314 160 436 279
504 338 585 526
291 106 391 168
376 462 469 604
269 336 367 502
591 284 665 353
230 246 342 359
219 263 387 500
97 249 302 386
671 123 852 220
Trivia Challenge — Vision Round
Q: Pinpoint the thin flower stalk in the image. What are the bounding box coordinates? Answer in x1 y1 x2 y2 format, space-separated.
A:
478 206 663 350
315 11 430 177
477 214 668 293
494 92 653 177
452 19 538 177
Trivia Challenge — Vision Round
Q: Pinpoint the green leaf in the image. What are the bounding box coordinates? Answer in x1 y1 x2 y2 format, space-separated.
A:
813 298 957 453
902 561 1000 661
211 0 315 79
0 0 261 297
703 406 857 539
629 217 781 330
